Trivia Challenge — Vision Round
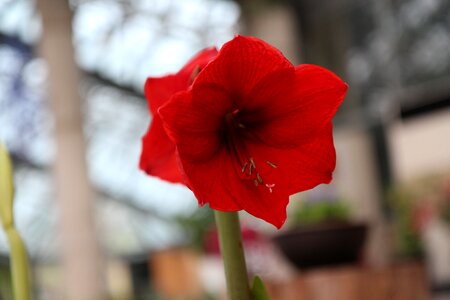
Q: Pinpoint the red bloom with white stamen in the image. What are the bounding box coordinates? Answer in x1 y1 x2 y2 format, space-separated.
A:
158 35 347 228
140 48 218 183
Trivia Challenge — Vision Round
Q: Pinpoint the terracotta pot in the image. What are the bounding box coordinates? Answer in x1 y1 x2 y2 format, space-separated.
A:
150 247 202 299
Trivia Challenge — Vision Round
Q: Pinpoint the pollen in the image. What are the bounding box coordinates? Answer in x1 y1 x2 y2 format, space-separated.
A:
266 161 277 168
256 173 263 184
248 164 253 175
241 158 275 189
250 158 256 169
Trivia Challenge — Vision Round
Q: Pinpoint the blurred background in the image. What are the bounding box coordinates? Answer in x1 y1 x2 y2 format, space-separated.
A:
0 0 450 299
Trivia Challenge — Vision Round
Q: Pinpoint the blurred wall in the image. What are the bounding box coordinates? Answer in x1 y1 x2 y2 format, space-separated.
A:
389 109 450 182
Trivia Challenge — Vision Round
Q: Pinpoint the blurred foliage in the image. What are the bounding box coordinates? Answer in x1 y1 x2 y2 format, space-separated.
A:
442 187 450 225
443 204 450 224
0 264 12 300
173 205 215 252
387 187 424 259
387 174 450 258
290 199 352 227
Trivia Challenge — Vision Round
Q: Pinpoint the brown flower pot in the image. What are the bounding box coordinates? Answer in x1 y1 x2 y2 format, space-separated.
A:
273 222 368 269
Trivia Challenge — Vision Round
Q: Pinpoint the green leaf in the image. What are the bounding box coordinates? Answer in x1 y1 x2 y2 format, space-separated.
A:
251 276 270 300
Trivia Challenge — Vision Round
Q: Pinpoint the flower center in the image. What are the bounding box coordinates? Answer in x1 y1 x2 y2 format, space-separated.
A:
222 109 277 192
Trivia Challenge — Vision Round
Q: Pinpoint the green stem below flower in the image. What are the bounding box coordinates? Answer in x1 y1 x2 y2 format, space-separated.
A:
214 210 251 300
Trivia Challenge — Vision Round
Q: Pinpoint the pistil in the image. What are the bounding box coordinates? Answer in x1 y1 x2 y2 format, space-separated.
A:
223 109 276 191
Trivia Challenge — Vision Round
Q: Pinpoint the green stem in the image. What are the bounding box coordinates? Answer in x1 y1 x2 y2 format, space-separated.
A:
214 211 251 300
5 227 31 300
1 144 31 300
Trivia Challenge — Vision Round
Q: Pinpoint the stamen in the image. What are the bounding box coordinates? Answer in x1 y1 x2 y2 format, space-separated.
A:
256 173 263 184
250 158 256 169
253 179 259 186
241 162 248 173
238 123 246 129
248 164 253 175
266 161 277 169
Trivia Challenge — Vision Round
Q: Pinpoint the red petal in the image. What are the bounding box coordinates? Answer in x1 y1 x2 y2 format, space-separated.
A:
231 172 289 229
140 48 218 183
286 124 336 194
139 116 184 183
145 75 183 113
194 35 293 97
243 64 347 148
180 147 289 228
144 47 219 113
179 47 218 77
159 90 232 162
180 148 240 210
246 123 336 195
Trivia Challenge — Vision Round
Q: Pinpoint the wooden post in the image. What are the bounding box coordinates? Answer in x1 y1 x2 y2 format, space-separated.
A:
36 0 105 299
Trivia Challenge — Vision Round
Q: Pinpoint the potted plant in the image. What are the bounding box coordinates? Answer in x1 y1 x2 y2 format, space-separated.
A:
273 192 367 269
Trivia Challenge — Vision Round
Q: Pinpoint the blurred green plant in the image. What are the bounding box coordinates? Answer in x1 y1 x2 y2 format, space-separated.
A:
388 175 450 258
387 187 424 259
290 198 351 227
0 144 31 300
443 201 450 224
0 265 13 300
443 182 450 225
173 205 215 251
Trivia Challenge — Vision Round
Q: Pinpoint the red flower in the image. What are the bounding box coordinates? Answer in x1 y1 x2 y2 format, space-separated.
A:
159 36 347 228
140 48 218 183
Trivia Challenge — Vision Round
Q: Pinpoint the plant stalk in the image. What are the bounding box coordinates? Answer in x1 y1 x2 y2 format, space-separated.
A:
0 144 31 300
5 227 31 300
214 210 251 300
